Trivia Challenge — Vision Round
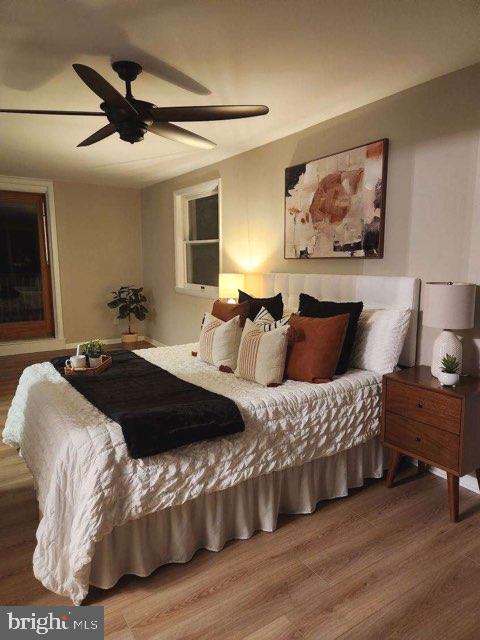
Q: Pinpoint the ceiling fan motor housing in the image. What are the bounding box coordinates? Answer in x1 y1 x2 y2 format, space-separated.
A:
111 60 143 83
117 121 148 143
101 98 154 144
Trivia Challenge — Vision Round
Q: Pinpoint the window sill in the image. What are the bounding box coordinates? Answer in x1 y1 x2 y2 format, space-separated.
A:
175 286 218 300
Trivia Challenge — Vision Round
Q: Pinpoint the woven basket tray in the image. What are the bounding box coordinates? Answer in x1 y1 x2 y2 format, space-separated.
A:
64 354 112 377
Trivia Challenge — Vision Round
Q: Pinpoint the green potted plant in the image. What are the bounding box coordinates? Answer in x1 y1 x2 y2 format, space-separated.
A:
438 353 460 387
107 286 148 344
81 339 105 368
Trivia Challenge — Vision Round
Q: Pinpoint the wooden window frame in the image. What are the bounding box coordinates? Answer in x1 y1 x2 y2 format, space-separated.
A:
0 190 55 340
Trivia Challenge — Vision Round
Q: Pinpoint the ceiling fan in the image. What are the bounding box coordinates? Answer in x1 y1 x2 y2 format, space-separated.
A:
0 60 269 149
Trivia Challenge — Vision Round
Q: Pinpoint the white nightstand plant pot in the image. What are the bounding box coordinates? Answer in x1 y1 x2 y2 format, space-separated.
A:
431 330 462 378
438 371 460 387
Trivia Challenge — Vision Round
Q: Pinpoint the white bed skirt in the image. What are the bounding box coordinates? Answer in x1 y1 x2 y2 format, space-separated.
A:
89 437 385 590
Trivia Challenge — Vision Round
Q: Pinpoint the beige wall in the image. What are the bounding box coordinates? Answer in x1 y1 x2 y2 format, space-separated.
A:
142 64 480 371
54 181 142 343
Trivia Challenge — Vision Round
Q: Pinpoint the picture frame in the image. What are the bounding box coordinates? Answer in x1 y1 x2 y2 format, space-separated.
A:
284 138 388 259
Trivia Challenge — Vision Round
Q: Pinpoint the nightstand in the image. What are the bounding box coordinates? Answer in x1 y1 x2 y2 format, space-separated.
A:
381 365 480 522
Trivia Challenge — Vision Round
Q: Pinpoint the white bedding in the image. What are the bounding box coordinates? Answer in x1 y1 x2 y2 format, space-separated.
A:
3 344 382 604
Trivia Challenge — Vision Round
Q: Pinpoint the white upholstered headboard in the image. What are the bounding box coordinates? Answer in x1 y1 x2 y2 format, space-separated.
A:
247 273 420 367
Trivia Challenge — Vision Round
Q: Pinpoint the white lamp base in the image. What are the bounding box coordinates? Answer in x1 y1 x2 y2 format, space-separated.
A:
431 330 462 378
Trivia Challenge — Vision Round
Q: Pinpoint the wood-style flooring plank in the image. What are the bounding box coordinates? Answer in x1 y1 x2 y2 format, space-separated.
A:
336 556 480 640
127 557 317 640
106 629 135 640
242 616 304 640
286 505 480 639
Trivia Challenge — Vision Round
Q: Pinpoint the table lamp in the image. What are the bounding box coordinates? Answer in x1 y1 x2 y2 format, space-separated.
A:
219 273 245 304
423 281 476 377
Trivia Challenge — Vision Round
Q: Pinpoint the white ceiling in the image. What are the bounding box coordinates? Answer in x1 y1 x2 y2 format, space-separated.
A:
0 0 479 188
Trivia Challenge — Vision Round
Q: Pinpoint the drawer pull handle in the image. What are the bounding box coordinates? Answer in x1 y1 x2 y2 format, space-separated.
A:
416 402 423 409
415 436 421 442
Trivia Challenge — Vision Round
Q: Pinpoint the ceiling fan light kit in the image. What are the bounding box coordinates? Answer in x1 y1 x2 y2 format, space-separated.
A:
0 60 269 149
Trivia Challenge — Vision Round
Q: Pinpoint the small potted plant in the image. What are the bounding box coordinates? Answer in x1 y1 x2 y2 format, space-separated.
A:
81 339 105 368
438 354 460 387
107 286 148 344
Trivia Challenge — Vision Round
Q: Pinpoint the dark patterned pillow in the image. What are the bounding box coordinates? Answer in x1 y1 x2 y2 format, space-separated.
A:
238 290 284 322
253 306 290 331
298 293 363 375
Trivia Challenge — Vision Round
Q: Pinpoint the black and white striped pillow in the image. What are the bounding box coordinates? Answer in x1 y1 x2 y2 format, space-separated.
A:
253 306 290 331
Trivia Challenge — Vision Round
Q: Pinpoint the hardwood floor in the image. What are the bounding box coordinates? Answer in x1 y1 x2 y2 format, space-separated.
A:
1 346 480 639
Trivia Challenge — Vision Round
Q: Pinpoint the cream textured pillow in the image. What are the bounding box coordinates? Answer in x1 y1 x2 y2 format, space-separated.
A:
351 308 411 374
198 312 243 371
235 319 289 386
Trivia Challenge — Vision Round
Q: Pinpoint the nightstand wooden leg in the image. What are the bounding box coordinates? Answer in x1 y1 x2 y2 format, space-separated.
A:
447 473 459 522
418 461 429 474
475 469 480 492
386 450 402 488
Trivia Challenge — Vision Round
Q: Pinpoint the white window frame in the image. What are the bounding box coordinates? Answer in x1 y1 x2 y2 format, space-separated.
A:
174 178 222 298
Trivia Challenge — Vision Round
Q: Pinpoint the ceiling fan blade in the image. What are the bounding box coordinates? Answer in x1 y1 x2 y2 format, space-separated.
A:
0 108 104 116
72 64 138 116
150 122 216 149
77 123 117 147
151 105 269 122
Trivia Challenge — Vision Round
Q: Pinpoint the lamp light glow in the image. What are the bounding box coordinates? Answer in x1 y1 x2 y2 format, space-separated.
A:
219 273 245 303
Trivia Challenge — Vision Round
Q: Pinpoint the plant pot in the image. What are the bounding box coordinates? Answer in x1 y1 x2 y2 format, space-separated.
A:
88 356 103 368
121 332 138 344
438 371 459 387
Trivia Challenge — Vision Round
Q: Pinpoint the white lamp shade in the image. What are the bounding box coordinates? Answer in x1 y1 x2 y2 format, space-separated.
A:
219 273 245 301
423 282 476 330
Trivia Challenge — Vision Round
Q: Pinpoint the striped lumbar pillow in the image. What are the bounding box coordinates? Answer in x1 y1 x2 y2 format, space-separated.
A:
235 318 289 386
253 306 291 331
198 312 243 371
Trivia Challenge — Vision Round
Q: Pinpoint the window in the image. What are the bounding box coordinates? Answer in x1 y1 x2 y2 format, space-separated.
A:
0 190 54 340
174 179 221 297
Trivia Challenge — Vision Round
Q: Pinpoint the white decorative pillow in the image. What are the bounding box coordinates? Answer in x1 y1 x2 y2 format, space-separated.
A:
198 312 242 371
235 319 289 386
351 308 412 374
253 306 291 331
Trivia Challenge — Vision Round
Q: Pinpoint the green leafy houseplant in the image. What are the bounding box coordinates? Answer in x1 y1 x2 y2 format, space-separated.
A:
107 286 148 335
81 339 104 358
441 354 459 374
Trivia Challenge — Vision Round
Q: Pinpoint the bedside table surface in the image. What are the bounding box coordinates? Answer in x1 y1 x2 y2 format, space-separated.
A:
386 365 480 398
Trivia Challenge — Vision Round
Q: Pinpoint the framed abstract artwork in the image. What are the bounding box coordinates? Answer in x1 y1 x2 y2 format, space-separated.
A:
284 138 388 259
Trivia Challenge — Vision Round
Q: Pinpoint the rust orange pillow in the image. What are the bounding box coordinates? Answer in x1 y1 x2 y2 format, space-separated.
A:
286 314 349 383
211 299 249 326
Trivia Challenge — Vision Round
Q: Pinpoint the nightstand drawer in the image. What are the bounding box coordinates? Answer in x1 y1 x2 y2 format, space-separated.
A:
384 412 459 470
386 379 461 434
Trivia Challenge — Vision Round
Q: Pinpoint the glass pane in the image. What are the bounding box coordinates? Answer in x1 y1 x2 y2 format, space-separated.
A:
186 242 219 287
188 194 218 240
0 199 44 323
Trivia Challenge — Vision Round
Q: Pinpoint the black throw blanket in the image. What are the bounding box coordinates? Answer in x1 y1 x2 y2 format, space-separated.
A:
51 351 244 458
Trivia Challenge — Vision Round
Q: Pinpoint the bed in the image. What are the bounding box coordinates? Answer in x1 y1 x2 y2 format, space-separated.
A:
3 273 420 604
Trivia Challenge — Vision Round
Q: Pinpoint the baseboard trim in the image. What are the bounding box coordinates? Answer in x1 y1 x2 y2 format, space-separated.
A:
429 466 480 494
64 336 148 349
0 338 67 357
412 459 480 494
0 335 160 357
142 336 166 347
